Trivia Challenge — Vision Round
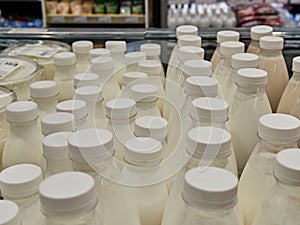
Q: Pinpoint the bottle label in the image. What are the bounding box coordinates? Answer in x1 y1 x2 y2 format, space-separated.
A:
15 44 62 58
0 59 23 79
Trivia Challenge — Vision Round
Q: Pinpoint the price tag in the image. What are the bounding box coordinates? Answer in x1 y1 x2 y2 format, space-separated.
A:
98 17 112 23
51 16 65 23
73 16 88 23
125 17 139 23
0 59 23 79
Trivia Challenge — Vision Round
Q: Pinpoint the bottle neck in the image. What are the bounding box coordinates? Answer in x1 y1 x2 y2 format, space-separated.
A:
292 71 300 80
76 53 90 64
55 64 77 76
85 100 104 118
220 55 232 65
3 193 39 208
32 97 58 112
259 139 297 154
187 155 229 171
136 99 159 109
260 49 283 57
147 55 161 61
112 52 125 66
274 181 300 199
8 119 39 134
250 39 259 48
46 158 72 174
191 115 227 129
236 85 266 95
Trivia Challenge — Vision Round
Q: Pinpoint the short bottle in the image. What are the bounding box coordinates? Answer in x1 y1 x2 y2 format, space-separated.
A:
0 164 43 225
247 25 273 55
0 200 21 225
53 52 77 102
72 40 93 73
73 72 100 89
39 172 103 225
258 36 289 112
238 113 300 225
124 51 147 73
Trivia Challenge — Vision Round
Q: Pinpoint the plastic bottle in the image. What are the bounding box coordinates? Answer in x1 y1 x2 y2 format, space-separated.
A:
211 31 240 72
39 172 103 225
87 48 111 72
30 80 58 118
238 113 300 225
140 43 161 61
167 4 176 29
122 137 168 225
258 36 289 112
252 149 300 225
56 100 89 130
53 52 77 102
277 56 300 114
0 164 43 225
72 40 93 73
75 85 107 128
2 101 44 169
124 51 147 74
247 25 273 55
0 200 21 225
162 167 240 225
73 72 100 89
227 68 272 174
122 71 148 91
42 132 73 177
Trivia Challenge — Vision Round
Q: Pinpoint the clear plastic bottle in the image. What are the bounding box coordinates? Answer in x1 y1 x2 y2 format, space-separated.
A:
277 56 300 114
258 36 289 112
211 31 240 72
122 137 168 225
0 164 43 225
247 25 273 55
73 72 100 89
238 113 300 225
252 149 300 225
41 112 76 136
90 56 121 104
72 40 93 73
0 200 21 225
39 171 103 225
53 52 77 102
162 167 240 225
56 100 89 130
2 101 44 169
30 80 58 118
75 85 107 128
124 52 146 73
42 132 73 177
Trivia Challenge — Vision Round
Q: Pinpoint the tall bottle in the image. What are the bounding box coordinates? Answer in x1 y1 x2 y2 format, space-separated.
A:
122 137 168 225
238 113 300 225
39 172 103 225
124 51 146 73
42 132 73 177
53 52 77 102
0 164 43 225
277 56 300 114
73 72 100 89
258 36 289 112
162 167 240 225
227 68 272 174
211 30 240 72
252 149 300 225
2 101 44 169
0 200 21 225
72 40 93 73
247 25 273 55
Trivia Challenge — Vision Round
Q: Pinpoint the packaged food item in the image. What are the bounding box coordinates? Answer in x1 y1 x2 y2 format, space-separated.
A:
82 0 93 14
94 0 106 13
70 0 82 15
132 0 144 14
46 1 58 14
57 0 70 14
106 0 119 14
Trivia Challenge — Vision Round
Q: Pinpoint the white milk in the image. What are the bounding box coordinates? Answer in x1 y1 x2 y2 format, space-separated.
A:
72 40 93 73
121 72 148 96
124 51 147 74
73 72 100 89
140 43 164 74
247 25 273 55
0 200 21 225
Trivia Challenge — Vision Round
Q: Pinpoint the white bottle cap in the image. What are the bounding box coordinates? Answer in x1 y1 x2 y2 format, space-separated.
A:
178 46 205 62
68 128 114 163
183 167 238 209
259 36 284 50
53 52 76 66
122 72 148 86
0 164 43 198
250 25 273 41
130 83 159 103
258 113 300 144
125 137 162 166
39 172 97 216
184 76 218 97
191 97 229 123
6 101 38 123
73 73 100 88
217 30 240 43
0 200 21 225
105 98 137 120
274 149 300 186
89 48 111 60
105 41 126 53
135 116 168 141
125 52 147 66
183 59 212 77
178 35 202 47
72 41 93 54
220 41 245 57
231 53 259 69
75 85 103 103
236 68 268 88
30 80 58 98
43 132 72 160
41 112 76 136
292 56 300 73
56 100 88 121
176 25 198 38
140 43 161 57
91 56 114 72
138 60 162 75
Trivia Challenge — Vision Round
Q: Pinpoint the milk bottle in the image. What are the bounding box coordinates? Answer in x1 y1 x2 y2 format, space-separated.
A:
122 71 148 91
125 52 146 73
89 48 111 60
247 25 273 55
259 36 289 112
140 43 161 61
73 72 100 89
72 40 93 73
238 113 300 225
227 68 272 174
0 200 21 225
